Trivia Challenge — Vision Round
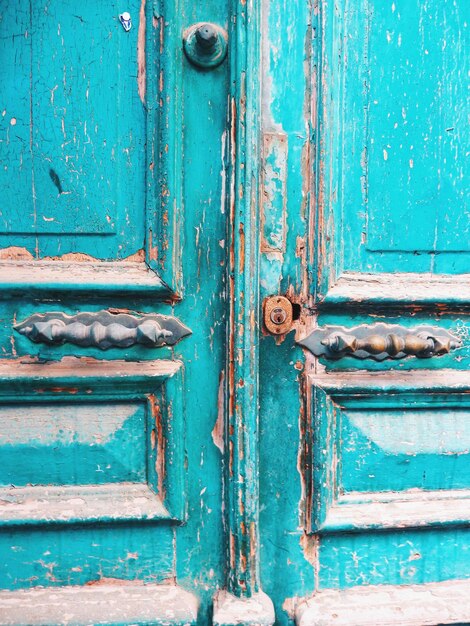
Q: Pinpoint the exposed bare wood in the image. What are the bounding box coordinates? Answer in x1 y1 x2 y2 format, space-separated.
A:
0 483 170 526
0 261 167 293
322 489 470 532
324 273 470 305
0 583 198 625
0 357 180 381
309 370 470 392
213 590 275 626
295 579 470 626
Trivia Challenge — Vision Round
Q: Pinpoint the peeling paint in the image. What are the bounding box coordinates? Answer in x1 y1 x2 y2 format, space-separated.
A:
137 0 147 104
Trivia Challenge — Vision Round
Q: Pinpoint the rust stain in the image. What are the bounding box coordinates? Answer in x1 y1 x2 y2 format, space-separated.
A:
298 372 312 532
124 249 145 262
230 532 236 570
149 394 166 500
300 533 320 579
229 439 234 478
85 578 142 587
238 223 245 274
45 252 97 263
137 0 146 104
211 370 225 453
37 387 79 394
295 235 309 305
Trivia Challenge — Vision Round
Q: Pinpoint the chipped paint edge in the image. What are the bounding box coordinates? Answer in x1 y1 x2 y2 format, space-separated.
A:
294 579 470 626
0 582 199 625
213 590 275 626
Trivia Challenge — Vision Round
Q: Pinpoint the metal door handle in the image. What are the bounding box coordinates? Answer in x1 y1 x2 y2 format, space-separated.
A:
14 311 191 350
298 323 462 361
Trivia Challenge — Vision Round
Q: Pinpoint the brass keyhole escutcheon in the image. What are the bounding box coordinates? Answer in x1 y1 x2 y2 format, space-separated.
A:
263 296 293 335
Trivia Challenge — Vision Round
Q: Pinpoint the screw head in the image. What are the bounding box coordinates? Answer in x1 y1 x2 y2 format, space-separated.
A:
195 24 218 51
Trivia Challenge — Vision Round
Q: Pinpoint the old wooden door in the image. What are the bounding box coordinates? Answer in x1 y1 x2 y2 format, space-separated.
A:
259 0 470 624
0 1 232 623
0 0 469 625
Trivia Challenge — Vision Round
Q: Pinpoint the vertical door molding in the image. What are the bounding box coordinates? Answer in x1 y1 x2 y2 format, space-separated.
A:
213 0 275 622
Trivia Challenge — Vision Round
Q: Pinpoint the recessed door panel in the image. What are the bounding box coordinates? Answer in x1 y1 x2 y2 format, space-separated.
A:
317 0 470 284
0 1 146 258
366 1 468 253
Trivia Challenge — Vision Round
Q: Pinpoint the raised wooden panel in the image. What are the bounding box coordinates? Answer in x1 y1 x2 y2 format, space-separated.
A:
0 403 147 486
0 359 185 526
317 528 470 589
0 583 198 625
296 579 470 626
308 376 470 533
0 524 175 590
341 408 470 493
316 0 470 294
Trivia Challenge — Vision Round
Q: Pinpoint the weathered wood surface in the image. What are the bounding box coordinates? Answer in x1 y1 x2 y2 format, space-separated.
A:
322 489 470 532
0 583 199 625
259 0 470 623
0 261 167 295
0 483 170 526
0 1 146 260
0 0 468 623
324 272 470 305
295 579 470 626
315 0 469 292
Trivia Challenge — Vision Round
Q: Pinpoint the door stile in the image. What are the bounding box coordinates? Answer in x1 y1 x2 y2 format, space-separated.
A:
225 0 261 597
214 0 275 621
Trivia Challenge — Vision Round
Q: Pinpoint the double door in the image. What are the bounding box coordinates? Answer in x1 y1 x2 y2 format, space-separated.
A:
0 1 468 624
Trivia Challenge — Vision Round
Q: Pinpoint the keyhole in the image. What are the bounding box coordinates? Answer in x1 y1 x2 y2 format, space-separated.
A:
270 307 287 325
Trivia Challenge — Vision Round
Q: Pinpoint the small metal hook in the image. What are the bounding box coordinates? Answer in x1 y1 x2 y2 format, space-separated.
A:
119 12 132 32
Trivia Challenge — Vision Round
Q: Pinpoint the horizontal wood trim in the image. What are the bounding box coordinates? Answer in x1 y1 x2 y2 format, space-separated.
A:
0 357 181 398
0 261 170 297
0 583 198 625
323 272 470 306
321 489 470 533
0 483 171 527
295 579 470 626
309 370 470 394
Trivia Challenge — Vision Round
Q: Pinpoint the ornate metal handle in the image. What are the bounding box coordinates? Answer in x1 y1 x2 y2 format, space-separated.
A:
298 324 462 361
14 311 191 350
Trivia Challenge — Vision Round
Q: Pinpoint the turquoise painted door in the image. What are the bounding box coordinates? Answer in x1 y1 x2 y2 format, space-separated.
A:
0 0 469 624
0 1 230 623
259 0 470 623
